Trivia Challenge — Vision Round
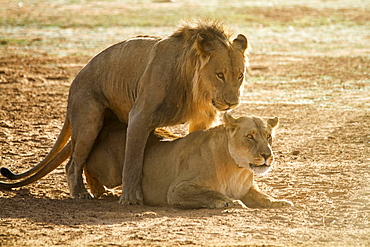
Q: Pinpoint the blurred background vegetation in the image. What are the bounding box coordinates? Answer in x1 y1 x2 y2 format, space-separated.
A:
1 0 369 57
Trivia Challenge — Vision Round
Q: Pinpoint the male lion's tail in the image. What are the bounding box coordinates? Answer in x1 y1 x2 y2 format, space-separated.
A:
0 118 71 180
0 142 71 189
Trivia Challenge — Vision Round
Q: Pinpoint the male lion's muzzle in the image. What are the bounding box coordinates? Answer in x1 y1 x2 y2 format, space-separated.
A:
212 100 239 111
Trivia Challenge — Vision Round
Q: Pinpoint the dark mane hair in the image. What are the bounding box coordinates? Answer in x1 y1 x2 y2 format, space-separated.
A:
171 19 232 47
153 20 240 127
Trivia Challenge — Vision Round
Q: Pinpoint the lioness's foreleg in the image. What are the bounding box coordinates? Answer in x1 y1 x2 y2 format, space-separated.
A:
168 182 247 209
241 184 293 208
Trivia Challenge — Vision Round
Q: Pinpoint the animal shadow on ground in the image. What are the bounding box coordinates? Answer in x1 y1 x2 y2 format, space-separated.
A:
0 189 244 226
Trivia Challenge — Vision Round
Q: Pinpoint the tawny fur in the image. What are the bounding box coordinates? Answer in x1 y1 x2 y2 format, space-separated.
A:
0 20 249 205
84 113 293 209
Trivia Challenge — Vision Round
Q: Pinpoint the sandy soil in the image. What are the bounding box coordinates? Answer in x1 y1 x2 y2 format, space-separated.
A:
0 50 369 247
0 2 369 246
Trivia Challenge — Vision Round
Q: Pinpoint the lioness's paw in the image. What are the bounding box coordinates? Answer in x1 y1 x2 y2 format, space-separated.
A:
92 190 119 200
73 192 93 199
227 199 247 208
270 199 294 208
99 191 119 200
213 199 247 209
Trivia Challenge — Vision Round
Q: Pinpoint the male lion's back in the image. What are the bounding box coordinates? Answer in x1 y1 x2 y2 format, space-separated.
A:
69 36 161 123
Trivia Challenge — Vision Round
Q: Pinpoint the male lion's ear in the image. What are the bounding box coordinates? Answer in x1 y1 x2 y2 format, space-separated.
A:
196 33 216 54
267 117 279 128
232 34 248 51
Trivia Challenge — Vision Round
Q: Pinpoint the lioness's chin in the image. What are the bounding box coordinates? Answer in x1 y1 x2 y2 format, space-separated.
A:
249 163 271 175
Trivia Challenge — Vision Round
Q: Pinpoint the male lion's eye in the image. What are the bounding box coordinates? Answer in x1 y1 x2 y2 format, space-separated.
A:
267 134 272 140
216 73 224 80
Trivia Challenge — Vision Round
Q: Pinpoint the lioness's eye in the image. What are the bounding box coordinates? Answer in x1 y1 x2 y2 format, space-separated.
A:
238 73 244 80
267 134 272 140
246 134 254 140
216 73 224 79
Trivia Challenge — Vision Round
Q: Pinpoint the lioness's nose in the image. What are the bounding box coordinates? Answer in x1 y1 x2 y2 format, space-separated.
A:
261 153 271 161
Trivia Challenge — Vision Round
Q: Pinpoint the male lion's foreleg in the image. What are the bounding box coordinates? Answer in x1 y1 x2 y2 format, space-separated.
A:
168 182 247 209
242 184 294 208
119 113 153 205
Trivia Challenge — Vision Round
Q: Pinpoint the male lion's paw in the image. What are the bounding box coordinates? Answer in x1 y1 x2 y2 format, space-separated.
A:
270 199 294 208
118 189 144 206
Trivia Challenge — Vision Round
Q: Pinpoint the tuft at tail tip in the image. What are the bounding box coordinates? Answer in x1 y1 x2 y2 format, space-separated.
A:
1 167 16 179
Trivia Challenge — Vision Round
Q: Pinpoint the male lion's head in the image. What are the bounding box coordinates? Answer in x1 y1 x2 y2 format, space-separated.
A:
224 113 279 175
179 22 249 112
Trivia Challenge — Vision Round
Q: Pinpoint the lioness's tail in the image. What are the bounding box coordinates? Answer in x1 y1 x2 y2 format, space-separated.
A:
0 142 71 189
0 118 71 180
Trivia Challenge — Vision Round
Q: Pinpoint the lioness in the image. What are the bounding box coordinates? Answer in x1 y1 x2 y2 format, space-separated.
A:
0 21 249 204
0 113 293 208
84 113 293 208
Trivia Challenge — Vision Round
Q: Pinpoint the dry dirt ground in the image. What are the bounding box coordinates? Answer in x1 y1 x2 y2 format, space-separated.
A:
1 2 370 247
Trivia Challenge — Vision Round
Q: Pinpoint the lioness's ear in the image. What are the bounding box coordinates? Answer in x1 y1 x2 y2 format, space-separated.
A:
223 112 237 125
232 34 248 52
196 33 216 54
267 117 279 128
223 113 239 134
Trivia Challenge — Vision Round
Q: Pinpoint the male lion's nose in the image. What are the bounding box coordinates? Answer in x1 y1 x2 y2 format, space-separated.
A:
261 153 271 161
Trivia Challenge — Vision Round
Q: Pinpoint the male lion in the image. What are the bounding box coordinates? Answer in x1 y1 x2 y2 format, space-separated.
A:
0 21 249 205
0 113 293 209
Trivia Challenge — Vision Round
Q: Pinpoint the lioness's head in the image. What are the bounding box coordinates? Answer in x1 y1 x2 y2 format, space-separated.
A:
183 22 248 112
224 113 279 175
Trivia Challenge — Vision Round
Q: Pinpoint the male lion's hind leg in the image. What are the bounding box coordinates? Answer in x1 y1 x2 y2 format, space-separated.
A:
66 159 92 199
65 101 105 199
242 184 294 208
168 182 247 209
